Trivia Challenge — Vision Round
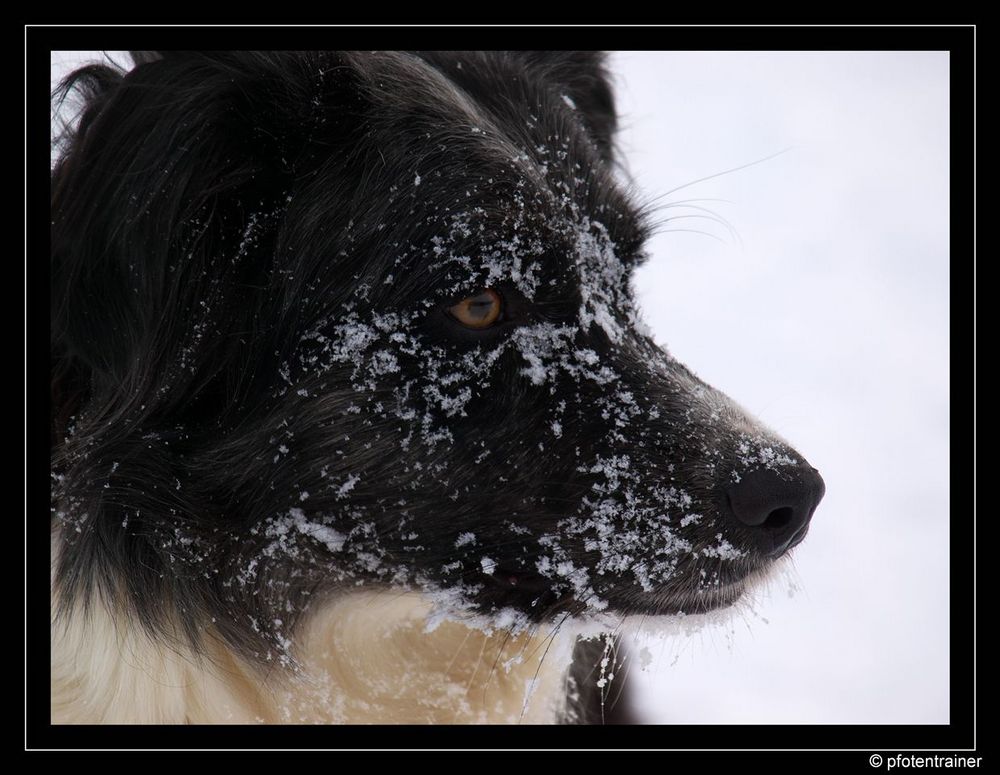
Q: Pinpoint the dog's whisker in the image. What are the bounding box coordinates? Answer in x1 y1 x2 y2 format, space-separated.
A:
481 625 519 708
518 617 567 723
647 207 743 249
653 227 729 243
462 624 494 701
641 195 735 213
443 621 478 676
656 147 793 200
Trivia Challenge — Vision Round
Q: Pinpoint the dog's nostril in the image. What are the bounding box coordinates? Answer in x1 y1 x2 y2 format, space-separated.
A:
725 465 825 555
763 506 794 530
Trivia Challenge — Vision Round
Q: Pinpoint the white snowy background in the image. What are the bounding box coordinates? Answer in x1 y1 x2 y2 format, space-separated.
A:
49 50 950 725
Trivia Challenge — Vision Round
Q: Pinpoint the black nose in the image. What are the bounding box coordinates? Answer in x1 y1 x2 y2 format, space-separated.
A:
725 465 825 556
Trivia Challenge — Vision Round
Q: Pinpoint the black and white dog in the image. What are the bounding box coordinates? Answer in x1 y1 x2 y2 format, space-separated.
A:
50 51 824 724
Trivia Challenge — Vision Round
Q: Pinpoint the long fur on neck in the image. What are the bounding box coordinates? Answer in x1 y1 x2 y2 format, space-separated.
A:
51 535 577 724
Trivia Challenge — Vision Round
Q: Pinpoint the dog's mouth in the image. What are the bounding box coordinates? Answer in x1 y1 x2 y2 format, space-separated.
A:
477 555 780 618
784 523 811 553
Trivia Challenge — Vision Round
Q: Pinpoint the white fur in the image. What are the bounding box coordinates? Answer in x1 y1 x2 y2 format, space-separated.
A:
51 540 578 724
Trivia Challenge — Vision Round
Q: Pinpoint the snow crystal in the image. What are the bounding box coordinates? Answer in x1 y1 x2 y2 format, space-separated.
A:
335 474 360 499
735 435 799 473
269 507 347 553
698 534 745 561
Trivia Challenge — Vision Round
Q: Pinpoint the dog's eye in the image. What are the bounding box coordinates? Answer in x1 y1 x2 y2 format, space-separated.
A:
447 289 503 329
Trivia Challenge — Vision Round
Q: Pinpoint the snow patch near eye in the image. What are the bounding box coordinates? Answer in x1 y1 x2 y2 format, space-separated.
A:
573 217 631 344
511 325 619 387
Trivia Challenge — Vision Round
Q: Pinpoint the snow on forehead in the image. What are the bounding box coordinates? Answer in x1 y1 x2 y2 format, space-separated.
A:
425 208 546 301
422 193 637 339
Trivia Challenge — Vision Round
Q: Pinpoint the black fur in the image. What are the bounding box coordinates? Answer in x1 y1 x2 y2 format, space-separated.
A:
51 51 823 720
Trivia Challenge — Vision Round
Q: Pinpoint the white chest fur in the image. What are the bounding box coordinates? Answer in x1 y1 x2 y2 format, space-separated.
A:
51 588 579 724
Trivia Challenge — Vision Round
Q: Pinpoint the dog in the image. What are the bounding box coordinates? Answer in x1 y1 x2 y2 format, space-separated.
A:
50 50 825 724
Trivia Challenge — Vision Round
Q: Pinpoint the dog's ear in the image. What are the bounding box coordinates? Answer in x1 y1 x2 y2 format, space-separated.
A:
516 51 618 162
51 51 366 429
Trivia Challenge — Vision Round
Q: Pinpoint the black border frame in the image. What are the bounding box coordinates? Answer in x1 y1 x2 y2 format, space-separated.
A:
26 22 976 755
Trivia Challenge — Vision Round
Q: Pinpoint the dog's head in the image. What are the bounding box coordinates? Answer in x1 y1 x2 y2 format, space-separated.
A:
52 51 824 660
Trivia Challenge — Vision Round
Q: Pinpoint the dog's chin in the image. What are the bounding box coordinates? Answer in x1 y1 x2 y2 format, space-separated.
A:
637 576 752 616
623 556 790 618
628 555 794 620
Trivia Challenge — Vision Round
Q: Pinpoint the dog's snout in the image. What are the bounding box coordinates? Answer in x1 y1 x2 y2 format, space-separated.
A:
725 465 825 556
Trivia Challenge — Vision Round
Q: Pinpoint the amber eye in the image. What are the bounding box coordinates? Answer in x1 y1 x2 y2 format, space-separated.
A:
447 289 503 329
